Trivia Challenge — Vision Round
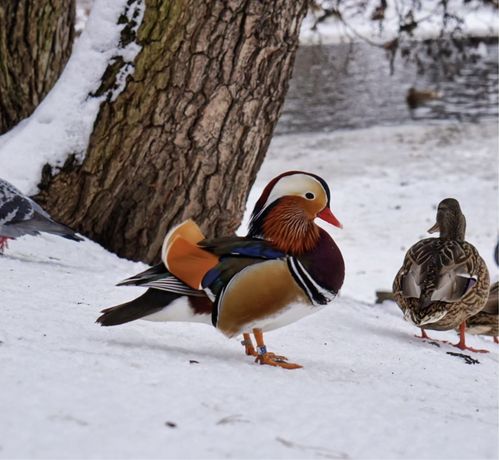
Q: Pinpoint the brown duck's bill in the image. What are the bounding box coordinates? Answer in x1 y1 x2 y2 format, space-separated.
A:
317 207 343 229
428 222 440 233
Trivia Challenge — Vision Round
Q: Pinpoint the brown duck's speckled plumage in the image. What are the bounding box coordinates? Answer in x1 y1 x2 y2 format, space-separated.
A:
392 198 490 331
464 282 499 337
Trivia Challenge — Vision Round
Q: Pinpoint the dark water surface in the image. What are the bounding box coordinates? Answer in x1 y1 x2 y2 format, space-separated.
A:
277 41 498 134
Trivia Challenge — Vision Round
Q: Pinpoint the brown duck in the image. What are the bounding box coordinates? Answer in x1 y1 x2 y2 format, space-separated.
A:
463 282 499 343
393 198 490 352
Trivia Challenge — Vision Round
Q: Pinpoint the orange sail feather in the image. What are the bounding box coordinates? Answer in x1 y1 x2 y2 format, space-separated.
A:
162 220 218 289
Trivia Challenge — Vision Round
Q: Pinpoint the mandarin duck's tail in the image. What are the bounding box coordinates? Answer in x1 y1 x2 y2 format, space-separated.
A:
97 289 181 326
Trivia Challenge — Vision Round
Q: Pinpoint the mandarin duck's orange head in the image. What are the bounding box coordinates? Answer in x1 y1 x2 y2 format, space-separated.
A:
248 171 342 254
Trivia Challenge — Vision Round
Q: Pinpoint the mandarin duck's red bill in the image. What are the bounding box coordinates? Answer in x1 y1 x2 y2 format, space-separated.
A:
97 171 345 369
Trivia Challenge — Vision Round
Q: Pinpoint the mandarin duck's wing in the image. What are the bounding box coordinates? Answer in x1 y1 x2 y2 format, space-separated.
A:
201 236 336 309
198 237 287 326
117 262 205 297
163 222 284 290
118 263 168 286
399 238 477 303
200 236 286 295
198 236 285 259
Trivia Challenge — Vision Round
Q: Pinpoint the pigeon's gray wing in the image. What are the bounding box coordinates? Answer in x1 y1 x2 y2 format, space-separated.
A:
0 178 83 241
0 178 35 227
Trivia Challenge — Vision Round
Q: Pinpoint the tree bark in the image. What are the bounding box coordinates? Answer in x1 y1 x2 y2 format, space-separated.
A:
37 0 309 263
0 0 75 134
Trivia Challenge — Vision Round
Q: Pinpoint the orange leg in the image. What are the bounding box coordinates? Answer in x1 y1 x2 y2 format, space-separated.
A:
241 333 257 356
252 328 302 370
0 236 9 253
494 337 499 344
453 322 489 353
415 328 433 340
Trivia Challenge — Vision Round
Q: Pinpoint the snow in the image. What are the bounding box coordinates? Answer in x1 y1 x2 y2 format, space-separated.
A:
0 0 144 196
0 2 497 456
301 0 499 45
0 121 497 459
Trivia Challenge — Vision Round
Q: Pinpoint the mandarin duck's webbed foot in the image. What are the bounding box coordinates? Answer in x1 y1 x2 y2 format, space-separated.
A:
252 328 302 370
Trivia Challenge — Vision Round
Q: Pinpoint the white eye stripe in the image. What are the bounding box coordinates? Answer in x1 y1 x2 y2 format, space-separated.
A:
257 175 325 217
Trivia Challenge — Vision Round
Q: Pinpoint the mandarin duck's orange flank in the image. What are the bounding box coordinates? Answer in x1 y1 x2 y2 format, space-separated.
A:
97 171 345 369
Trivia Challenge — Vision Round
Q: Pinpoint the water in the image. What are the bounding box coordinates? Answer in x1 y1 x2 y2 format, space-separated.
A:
277 40 498 134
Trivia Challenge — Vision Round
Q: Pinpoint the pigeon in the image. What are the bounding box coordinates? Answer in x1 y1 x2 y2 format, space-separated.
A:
0 178 83 252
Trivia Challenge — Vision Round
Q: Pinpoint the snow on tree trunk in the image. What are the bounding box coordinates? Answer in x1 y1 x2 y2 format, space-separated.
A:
0 0 75 134
36 0 309 263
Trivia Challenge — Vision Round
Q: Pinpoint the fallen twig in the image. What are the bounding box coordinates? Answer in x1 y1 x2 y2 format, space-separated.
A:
446 352 480 365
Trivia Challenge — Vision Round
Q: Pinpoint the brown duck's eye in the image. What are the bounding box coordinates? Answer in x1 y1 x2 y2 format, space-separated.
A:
305 192 315 200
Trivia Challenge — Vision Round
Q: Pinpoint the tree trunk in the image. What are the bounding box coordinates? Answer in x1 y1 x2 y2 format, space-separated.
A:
37 0 309 263
0 0 75 134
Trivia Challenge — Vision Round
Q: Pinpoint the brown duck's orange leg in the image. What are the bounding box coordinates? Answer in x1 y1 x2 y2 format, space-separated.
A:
252 328 302 370
415 328 433 340
453 322 489 353
494 337 499 344
241 333 257 356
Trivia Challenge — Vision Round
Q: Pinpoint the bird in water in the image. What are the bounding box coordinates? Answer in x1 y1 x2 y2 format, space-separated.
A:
393 198 490 353
406 87 441 109
97 171 345 369
0 178 83 253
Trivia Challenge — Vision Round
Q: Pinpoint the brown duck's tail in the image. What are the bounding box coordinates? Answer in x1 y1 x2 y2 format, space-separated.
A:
97 289 181 326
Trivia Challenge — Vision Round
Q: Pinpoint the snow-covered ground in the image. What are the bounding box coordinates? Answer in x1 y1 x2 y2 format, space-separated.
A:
1 121 497 459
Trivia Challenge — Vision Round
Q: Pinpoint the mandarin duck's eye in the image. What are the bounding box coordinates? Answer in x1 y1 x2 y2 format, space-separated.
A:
305 192 315 200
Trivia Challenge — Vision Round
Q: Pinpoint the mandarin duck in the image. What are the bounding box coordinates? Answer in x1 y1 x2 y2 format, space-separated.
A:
0 178 83 253
393 198 490 352
462 282 499 344
97 171 345 369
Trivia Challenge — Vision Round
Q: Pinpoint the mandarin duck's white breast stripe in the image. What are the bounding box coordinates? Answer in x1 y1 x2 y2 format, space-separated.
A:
294 258 334 300
287 257 332 306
